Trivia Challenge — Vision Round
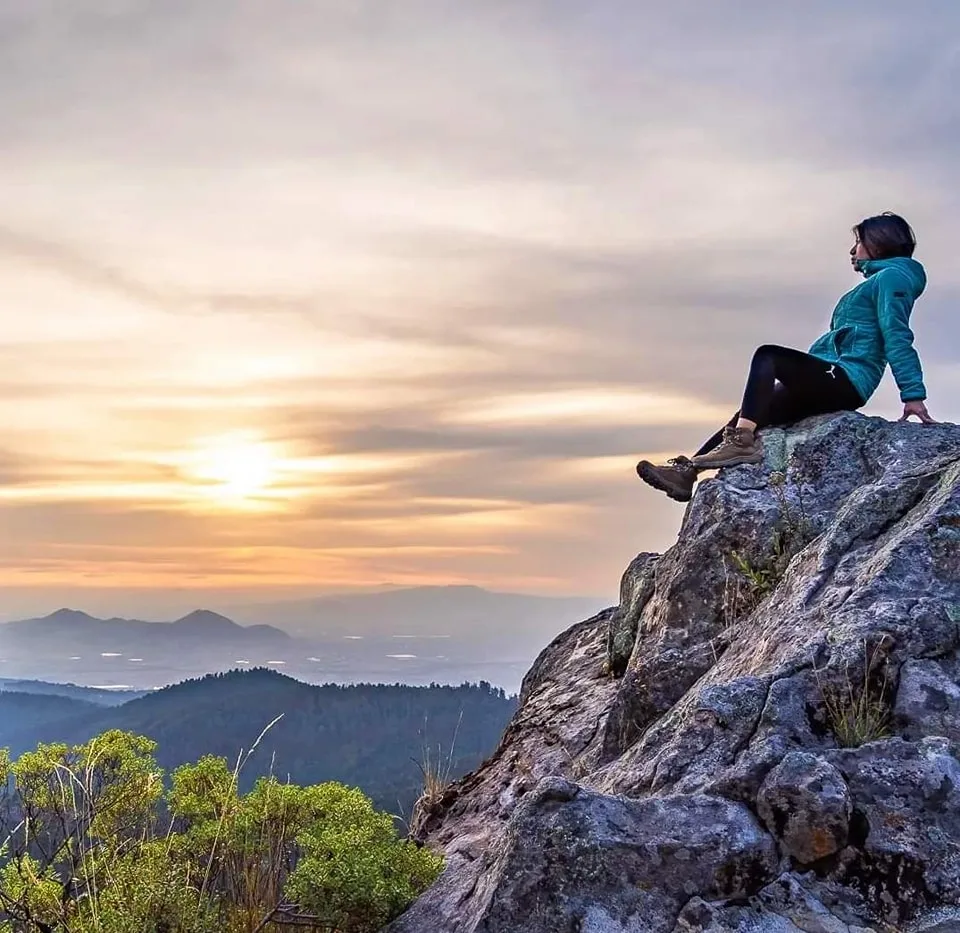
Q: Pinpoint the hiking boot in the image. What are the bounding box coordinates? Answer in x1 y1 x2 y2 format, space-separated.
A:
691 426 764 469
636 456 698 502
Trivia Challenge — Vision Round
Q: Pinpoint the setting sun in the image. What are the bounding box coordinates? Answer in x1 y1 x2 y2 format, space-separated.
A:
188 434 281 505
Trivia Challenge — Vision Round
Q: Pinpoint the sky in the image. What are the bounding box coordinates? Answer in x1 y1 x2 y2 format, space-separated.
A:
1 1 959 618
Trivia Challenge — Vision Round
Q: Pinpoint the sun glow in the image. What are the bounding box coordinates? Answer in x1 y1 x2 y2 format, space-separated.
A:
188 434 282 504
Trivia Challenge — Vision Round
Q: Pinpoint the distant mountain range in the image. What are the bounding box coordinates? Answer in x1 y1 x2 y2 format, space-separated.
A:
0 669 516 815
0 607 288 651
0 586 607 692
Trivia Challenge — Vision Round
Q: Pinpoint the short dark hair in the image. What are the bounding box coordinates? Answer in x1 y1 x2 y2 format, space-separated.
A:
853 212 916 259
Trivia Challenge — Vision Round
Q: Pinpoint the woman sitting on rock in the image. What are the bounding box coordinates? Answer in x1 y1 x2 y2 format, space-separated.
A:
637 212 936 503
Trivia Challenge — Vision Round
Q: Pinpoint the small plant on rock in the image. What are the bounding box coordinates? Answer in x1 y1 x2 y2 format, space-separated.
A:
413 713 462 812
814 641 893 748
730 546 781 602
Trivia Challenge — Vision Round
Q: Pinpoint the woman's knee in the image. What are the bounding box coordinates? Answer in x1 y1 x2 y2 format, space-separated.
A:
752 344 785 362
749 344 780 376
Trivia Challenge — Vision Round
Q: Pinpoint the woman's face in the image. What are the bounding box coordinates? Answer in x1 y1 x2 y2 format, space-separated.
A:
850 236 872 267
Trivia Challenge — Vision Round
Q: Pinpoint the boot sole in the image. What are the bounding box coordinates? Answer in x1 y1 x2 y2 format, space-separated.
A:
636 461 693 503
691 452 764 469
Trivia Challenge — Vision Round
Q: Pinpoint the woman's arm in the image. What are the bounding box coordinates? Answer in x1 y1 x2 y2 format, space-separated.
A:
876 271 925 401
876 272 932 421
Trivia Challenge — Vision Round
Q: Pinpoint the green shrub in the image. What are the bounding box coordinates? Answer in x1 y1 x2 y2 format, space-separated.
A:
286 784 443 933
0 731 443 933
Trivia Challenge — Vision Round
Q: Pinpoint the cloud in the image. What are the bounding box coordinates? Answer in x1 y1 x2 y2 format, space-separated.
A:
0 449 28 484
0 225 177 308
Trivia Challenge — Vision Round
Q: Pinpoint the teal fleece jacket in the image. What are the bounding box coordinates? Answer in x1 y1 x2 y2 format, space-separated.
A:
808 257 927 403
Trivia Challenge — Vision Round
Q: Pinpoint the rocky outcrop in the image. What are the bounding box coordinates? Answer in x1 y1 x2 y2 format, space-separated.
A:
387 413 960 933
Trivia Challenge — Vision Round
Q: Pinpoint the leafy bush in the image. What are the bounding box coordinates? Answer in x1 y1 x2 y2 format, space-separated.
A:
0 731 443 932
286 784 443 933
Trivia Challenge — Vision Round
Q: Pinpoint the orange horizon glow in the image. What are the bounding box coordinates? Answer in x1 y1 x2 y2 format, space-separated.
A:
2 4 955 611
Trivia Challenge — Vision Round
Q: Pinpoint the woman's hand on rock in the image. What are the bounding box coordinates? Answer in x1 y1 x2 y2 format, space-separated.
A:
900 400 937 424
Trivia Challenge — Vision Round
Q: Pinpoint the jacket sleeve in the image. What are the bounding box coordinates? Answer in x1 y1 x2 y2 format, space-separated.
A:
876 272 927 402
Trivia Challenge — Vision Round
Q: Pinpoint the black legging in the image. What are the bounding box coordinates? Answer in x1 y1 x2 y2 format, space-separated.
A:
696 344 864 457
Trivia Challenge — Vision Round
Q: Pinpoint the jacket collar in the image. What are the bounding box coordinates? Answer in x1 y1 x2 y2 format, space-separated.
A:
854 256 926 295
856 258 891 277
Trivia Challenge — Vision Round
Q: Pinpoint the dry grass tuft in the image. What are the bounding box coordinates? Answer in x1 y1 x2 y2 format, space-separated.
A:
413 713 463 812
815 641 892 748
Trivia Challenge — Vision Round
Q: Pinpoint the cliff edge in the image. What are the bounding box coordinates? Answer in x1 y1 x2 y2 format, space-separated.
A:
388 412 960 933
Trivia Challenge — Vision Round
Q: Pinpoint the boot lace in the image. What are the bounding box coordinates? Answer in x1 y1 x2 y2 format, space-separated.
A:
723 426 749 447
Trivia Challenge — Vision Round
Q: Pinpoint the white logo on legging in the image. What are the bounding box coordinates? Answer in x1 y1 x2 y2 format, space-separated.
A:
826 365 837 378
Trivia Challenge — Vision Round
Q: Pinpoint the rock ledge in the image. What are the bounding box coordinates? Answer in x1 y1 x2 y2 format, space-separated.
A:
388 413 960 933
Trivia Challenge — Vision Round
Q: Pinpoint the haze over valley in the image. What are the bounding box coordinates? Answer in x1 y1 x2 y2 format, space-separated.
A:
0 585 604 693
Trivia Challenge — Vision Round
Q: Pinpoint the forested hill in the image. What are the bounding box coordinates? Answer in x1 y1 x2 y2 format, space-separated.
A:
0 678 145 705
0 668 517 816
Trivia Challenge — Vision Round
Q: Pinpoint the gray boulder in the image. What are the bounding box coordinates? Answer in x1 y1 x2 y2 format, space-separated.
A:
823 737 960 922
674 874 877 932
895 659 960 742
391 778 776 933
757 752 851 865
